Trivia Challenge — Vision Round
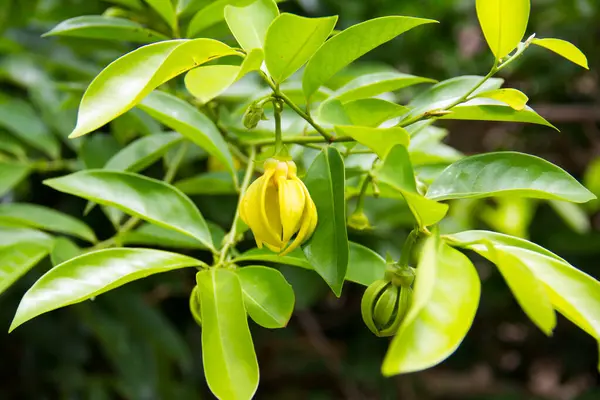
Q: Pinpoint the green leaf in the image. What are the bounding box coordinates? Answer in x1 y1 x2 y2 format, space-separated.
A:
302 16 437 99
0 97 60 158
44 170 215 250
137 91 236 182
334 126 409 159
265 13 337 84
484 243 556 335
532 38 588 69
376 145 448 227
187 0 250 37
122 222 224 250
0 243 50 296
104 0 144 10
50 237 81 266
175 171 237 195
333 72 436 103
0 203 96 243
549 200 591 235
225 0 278 51
143 0 178 32
343 99 409 127
70 39 238 138
184 48 264 103
0 226 54 248
476 0 531 59
426 152 595 203
80 134 121 169
447 230 600 340
104 132 183 172
0 162 30 197
473 88 528 111
0 131 27 159
234 247 313 270
382 237 480 375
42 16 170 42
237 265 294 328
197 268 259 400
303 147 348 296
10 248 204 331
347 242 386 286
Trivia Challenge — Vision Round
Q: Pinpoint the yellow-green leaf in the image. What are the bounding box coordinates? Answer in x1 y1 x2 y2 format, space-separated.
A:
476 0 531 59
474 88 528 111
334 126 409 159
532 38 589 69
225 0 278 51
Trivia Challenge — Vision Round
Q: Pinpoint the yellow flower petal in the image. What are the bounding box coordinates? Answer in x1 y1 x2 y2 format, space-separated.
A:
280 186 317 256
263 178 284 244
242 175 282 248
279 178 306 242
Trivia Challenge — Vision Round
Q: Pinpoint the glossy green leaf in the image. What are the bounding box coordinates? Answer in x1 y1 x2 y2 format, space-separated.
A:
122 222 225 250
138 91 236 181
189 285 202 325
225 0 278 50
549 200 591 235
144 0 178 32
334 126 409 159
302 16 436 99
484 243 556 335
0 162 30 197
234 247 313 270
473 88 528 110
184 48 264 103
476 0 530 59
0 226 54 248
175 171 237 195
80 134 121 169
237 266 294 328
376 145 448 227
333 72 436 103
0 243 50 296
197 268 259 400
314 98 351 125
42 16 170 42
0 97 59 158
10 248 204 331
344 99 409 127
44 170 215 250
70 39 238 138
265 13 337 84
532 38 589 69
382 238 480 375
50 237 81 266
426 152 595 203
347 242 386 286
447 230 600 340
104 132 183 172
303 147 348 296
0 203 96 243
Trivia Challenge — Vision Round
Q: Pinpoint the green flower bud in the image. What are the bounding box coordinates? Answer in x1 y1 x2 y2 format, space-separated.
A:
348 210 372 231
243 101 267 129
361 279 412 337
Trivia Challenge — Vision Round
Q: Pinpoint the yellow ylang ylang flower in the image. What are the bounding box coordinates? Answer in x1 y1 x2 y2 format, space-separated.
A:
240 158 317 255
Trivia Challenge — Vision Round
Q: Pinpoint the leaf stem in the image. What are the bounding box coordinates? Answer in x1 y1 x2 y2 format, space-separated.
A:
242 134 354 147
273 98 284 155
354 174 372 214
399 229 419 267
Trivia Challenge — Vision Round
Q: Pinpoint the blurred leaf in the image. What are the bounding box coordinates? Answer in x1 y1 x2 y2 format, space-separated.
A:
334 126 409 159
532 38 589 69
50 237 81 266
104 132 183 172
303 16 437 99
0 131 27 159
0 203 96 243
43 16 170 42
225 0 278 51
347 242 386 286
144 0 178 32
303 147 348 296
45 170 215 250
10 248 204 331
79 134 121 169
427 152 595 202
343 98 409 127
197 268 259 400
548 200 591 234
235 247 312 269
480 197 534 238
187 0 252 37
70 39 238 138
0 226 54 248
265 13 337 84
333 72 436 103
476 0 530 59
0 243 50 296
103 0 144 10
0 162 30 197
175 171 237 195
237 265 294 328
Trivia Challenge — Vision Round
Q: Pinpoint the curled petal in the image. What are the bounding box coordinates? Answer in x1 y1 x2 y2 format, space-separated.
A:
242 175 282 248
263 178 284 245
280 182 318 256
279 178 306 242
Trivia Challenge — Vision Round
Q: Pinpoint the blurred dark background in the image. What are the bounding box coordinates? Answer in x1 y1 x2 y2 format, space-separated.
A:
1 0 599 399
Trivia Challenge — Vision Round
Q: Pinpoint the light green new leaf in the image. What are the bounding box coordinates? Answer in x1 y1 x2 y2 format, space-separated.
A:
334 126 409 159
343 99 409 127
485 244 556 335
137 91 236 181
476 0 531 59
184 48 264 103
334 72 436 103
473 88 528 110
0 203 96 243
532 38 589 69
44 170 215 250
187 0 250 37
237 266 294 329
426 152 595 203
175 171 237 195
0 243 50 296
265 13 337 84
302 16 437 99
447 230 600 340
42 16 170 42
0 162 30 197
376 145 448 227
225 0 278 51
303 147 348 296
197 268 259 400
50 237 81 266
104 132 183 172
347 242 386 286
549 200 591 235
0 97 60 159
0 226 54 248
144 0 178 32
383 238 480 375
10 248 204 331
70 39 238 138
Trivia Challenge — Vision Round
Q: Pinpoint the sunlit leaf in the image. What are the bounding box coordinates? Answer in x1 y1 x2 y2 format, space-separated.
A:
476 0 531 59
473 88 528 110
225 0 278 51
532 38 589 69
0 243 50 296
104 132 183 172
